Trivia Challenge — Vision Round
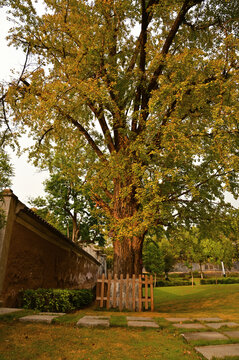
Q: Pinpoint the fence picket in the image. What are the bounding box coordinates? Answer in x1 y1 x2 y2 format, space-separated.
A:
119 274 123 311
96 273 154 312
113 273 117 308
132 274 136 311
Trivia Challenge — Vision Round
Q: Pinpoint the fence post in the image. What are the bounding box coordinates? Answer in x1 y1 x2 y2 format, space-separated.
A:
138 274 142 312
126 274 129 310
145 275 148 310
107 273 111 310
150 274 154 311
100 273 105 308
113 273 117 308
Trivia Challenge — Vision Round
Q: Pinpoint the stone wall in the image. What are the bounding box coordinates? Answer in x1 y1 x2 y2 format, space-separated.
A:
0 190 100 307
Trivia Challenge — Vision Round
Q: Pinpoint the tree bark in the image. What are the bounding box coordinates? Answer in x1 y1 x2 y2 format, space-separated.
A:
113 235 144 277
112 178 145 277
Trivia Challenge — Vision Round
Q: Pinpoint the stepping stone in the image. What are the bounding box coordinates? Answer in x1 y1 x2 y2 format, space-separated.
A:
126 316 154 321
195 317 222 322
195 344 239 360
174 323 207 329
182 331 228 342
0 308 23 315
207 322 239 329
19 315 58 324
223 330 239 339
165 317 191 323
128 321 159 328
76 316 110 327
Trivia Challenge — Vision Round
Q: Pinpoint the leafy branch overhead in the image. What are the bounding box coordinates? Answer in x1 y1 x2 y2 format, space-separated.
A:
2 0 239 275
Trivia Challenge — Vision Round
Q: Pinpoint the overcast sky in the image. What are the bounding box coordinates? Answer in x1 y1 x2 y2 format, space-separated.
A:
1 5 238 209
1 7 48 205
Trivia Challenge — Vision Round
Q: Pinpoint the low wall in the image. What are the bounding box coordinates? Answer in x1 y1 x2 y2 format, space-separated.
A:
0 190 100 307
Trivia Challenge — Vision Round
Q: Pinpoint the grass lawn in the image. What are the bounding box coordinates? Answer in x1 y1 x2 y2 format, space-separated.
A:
154 283 239 320
0 283 239 359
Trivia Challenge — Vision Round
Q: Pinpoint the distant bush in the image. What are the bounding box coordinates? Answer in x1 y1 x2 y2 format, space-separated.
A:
200 277 239 285
226 272 239 278
20 288 93 312
155 279 195 287
168 273 190 279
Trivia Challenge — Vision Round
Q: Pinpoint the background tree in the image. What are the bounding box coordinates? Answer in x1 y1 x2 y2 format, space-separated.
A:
0 151 14 228
2 0 239 275
29 133 105 244
143 238 165 279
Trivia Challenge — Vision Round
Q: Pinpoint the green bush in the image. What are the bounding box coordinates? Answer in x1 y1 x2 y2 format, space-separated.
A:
21 288 93 312
155 279 195 287
200 277 239 285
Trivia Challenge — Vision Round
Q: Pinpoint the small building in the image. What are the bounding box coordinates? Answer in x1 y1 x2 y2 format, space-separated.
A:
0 189 101 307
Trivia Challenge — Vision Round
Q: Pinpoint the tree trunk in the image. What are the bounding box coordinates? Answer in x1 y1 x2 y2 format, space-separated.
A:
113 235 144 277
112 178 145 277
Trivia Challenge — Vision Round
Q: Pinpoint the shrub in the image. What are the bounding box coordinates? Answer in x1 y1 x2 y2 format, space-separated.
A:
200 277 239 285
155 279 195 287
21 288 93 312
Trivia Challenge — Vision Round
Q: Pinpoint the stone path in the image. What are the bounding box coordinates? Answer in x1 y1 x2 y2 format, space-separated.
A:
166 317 239 360
19 312 66 324
127 316 159 328
76 316 110 328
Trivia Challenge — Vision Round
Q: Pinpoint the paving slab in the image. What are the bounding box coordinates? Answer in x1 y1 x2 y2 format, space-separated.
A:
76 316 110 327
223 330 239 339
126 316 154 321
182 331 228 342
19 315 58 324
195 317 222 322
195 344 239 360
0 308 23 315
206 322 239 329
174 323 207 329
128 320 159 328
165 317 191 323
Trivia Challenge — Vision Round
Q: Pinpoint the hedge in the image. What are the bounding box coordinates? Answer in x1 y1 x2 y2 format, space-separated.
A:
20 288 93 312
200 277 239 285
155 279 195 287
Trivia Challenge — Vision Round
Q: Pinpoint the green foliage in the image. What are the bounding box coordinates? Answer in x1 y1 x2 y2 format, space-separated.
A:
21 288 93 313
200 277 239 285
143 233 176 277
143 240 164 275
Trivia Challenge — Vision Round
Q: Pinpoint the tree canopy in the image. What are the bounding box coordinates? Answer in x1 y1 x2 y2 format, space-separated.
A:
1 0 239 275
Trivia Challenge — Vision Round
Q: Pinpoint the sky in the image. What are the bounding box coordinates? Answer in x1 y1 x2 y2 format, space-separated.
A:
1 5 239 209
1 6 48 205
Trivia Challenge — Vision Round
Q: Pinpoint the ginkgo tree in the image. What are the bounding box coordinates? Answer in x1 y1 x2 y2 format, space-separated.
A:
1 0 239 276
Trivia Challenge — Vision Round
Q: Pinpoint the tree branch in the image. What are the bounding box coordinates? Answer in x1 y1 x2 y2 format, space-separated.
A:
148 0 204 94
88 102 116 153
56 107 108 162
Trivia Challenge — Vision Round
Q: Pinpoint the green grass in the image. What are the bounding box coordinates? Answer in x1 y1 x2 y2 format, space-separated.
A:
0 322 203 360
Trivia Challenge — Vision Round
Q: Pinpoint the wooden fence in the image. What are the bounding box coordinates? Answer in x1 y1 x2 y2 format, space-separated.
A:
96 274 154 311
